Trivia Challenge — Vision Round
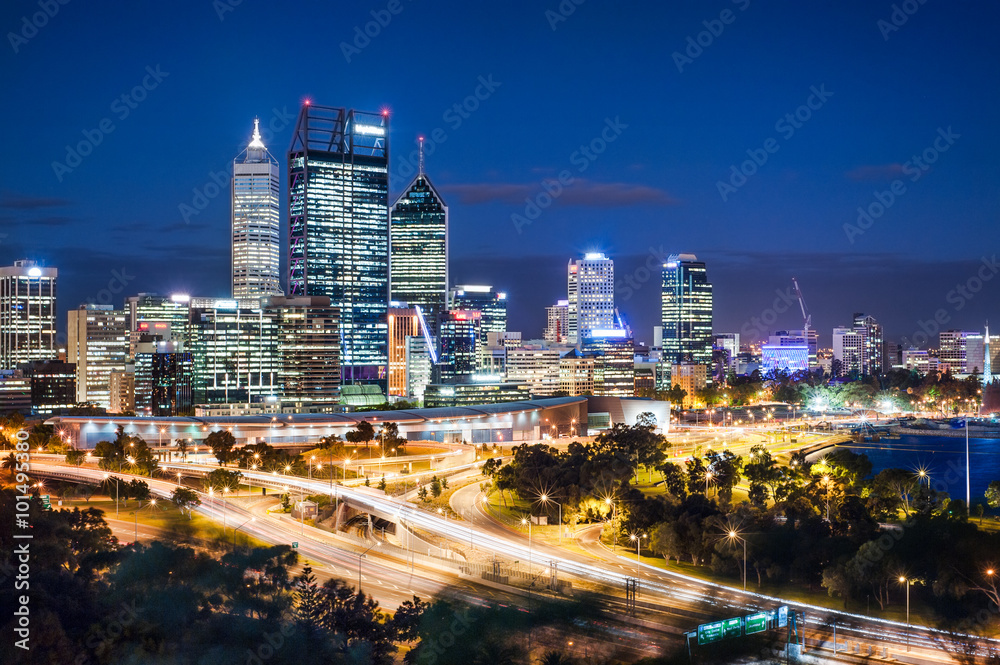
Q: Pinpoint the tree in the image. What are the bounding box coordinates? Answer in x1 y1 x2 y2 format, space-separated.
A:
347 421 375 449
656 462 688 499
205 430 238 466
294 565 324 633
125 478 151 504
392 595 427 642
378 421 402 455
430 476 442 498
417 486 429 503
986 480 1000 510
171 486 200 518
377 476 387 491
65 449 86 466
204 468 242 494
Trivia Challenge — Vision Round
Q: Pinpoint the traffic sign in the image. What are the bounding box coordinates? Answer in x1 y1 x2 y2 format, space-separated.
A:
697 620 725 645
745 612 768 635
292 542 298 549
723 617 742 639
41 494 51 510
778 605 789 628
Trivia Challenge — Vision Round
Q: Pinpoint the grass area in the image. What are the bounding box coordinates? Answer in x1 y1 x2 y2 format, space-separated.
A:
56 497 271 550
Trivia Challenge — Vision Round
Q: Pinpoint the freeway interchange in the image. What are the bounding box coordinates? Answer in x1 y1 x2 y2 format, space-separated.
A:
30 426 999 662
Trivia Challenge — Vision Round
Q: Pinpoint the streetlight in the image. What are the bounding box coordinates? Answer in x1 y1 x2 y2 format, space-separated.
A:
358 541 381 593
629 532 647 594
604 497 617 552
103 473 119 518
309 455 315 479
521 516 533 579
899 576 911 652
705 470 713 496
822 475 831 521
539 493 563 544
726 529 747 591
233 517 255 549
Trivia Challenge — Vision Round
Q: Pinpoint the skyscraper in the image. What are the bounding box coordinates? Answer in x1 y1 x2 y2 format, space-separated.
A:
567 253 615 344
388 307 421 398
448 285 507 336
288 103 389 388
0 260 57 369
544 300 569 344
66 304 129 409
232 118 282 299
661 253 713 366
436 310 481 383
390 145 448 335
832 313 883 377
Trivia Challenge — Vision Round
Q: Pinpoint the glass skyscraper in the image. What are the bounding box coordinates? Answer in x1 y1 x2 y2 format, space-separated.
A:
232 118 282 299
567 253 615 344
661 253 713 366
288 104 389 388
0 260 57 370
390 155 448 335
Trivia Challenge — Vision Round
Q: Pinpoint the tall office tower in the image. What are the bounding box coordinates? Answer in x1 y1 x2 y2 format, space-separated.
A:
436 310 481 383
448 285 507 336
505 346 562 396
939 330 977 373
559 350 595 395
233 118 282 299
108 366 135 414
544 300 569 344
714 333 740 373
661 253 713 366
125 293 191 356
832 314 884 377
390 149 448 335
21 360 76 415
986 323 994 382
581 331 635 397
388 307 421 398
288 104 390 388
405 335 434 402
66 305 129 409
133 336 193 416
187 299 281 405
0 260 57 369
832 326 863 376
267 296 340 409
567 253 615 344
853 313 884 376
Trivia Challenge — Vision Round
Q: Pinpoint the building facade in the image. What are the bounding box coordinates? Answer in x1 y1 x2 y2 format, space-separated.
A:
388 307 420 398
1 260 57 369
505 346 562 396
661 254 713 367
436 310 481 383
582 331 635 397
567 254 615 344
544 300 569 344
390 163 448 335
833 313 884 376
66 305 129 409
288 104 389 388
232 118 282 299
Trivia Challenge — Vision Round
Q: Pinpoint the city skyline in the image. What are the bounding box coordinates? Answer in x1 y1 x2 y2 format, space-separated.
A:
3 2 999 346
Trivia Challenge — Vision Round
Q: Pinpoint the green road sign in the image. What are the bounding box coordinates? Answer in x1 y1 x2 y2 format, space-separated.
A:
745 612 768 635
41 494 51 510
723 617 742 639
697 620 725 645
292 542 298 549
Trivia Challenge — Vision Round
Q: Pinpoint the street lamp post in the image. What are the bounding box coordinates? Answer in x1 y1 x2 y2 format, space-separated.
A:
899 576 911 652
233 517 255 549
604 498 616 552
103 473 119 518
520 516 533 579
358 541 381 594
629 533 647 595
540 493 563 544
727 530 747 591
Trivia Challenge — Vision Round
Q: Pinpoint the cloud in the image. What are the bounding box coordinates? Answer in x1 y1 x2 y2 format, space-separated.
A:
442 180 680 207
0 215 75 227
0 192 72 209
845 164 906 182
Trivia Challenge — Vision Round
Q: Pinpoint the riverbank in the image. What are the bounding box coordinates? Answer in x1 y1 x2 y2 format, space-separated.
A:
891 426 1000 439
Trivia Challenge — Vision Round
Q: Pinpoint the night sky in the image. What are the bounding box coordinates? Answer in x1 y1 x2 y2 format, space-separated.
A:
2 1 998 350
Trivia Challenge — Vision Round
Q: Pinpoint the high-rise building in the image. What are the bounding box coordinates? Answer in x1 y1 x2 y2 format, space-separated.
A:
66 305 129 409
125 293 191 356
436 310 481 383
187 299 281 405
232 118 282 299
390 152 448 335
405 335 434 402
567 254 615 344
108 366 135 414
832 313 884 376
582 330 635 397
267 296 340 409
288 104 389 388
20 360 75 415
1 260 57 369
670 362 707 408
505 346 561 396
559 350 595 395
134 337 193 416
544 300 570 344
448 285 507 336
939 330 978 373
661 254 713 367
714 333 740 373
388 307 421 398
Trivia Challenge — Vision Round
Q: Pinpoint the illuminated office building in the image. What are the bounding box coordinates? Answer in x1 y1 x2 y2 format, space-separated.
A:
134 337 193 417
388 307 421 398
582 330 635 397
505 346 562 396
449 285 506 336
66 304 129 409
437 310 481 383
232 118 282 299
567 254 615 344
390 153 448 335
832 313 884 377
0 260 57 369
288 104 389 388
125 293 191 356
661 253 713 366
545 300 569 344
267 296 340 408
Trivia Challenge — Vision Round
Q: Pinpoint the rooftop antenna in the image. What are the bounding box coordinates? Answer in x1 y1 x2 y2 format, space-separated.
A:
418 136 425 175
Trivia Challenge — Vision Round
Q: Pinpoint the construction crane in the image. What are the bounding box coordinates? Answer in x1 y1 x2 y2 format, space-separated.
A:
791 277 811 336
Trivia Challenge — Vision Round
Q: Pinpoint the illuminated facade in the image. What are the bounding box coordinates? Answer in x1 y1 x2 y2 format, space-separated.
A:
559 350 595 395
288 104 389 388
582 331 635 397
125 293 191 356
505 346 562 396
833 313 883 376
661 253 713 367
134 338 193 417
437 310 481 383
567 254 615 344
66 305 129 409
0 260 57 369
670 362 707 408
268 296 340 408
232 118 282 299
761 344 809 375
405 335 434 402
109 367 135 414
390 161 448 335
388 307 420 397
544 300 569 344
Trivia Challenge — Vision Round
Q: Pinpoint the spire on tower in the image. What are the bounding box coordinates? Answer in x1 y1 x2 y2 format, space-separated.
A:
248 117 266 150
418 136 425 175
